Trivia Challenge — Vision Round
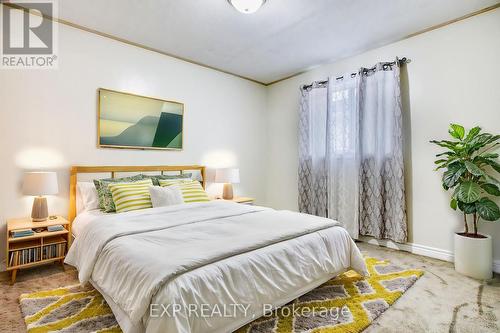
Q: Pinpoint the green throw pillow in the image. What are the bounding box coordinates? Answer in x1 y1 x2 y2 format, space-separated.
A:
141 173 192 186
158 179 210 203
108 179 154 213
94 174 144 212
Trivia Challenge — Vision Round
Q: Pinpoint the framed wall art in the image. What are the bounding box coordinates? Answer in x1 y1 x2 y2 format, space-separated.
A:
98 88 183 150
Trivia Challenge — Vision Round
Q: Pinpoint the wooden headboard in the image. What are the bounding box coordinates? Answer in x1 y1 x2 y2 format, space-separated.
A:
69 165 206 222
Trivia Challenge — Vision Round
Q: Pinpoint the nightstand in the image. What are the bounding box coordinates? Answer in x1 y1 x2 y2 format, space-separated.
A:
214 196 255 205
231 197 255 205
6 216 70 284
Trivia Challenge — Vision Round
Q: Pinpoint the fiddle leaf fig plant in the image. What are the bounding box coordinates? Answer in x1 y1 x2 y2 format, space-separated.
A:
431 124 500 237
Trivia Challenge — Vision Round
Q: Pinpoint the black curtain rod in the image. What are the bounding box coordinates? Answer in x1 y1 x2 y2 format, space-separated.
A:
302 57 409 90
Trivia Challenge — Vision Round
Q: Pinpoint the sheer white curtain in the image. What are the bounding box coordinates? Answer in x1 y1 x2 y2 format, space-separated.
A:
326 75 360 238
298 84 328 217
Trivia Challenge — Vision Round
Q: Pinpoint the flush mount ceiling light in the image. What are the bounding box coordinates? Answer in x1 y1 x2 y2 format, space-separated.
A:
228 0 266 14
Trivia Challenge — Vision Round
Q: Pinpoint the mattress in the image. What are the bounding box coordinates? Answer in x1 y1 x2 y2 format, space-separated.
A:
67 202 367 333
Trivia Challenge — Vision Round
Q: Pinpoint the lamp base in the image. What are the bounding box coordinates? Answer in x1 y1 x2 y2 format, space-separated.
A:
222 183 234 200
31 196 48 222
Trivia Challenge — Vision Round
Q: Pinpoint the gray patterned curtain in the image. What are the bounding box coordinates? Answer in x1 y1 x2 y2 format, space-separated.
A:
358 63 407 243
298 59 407 243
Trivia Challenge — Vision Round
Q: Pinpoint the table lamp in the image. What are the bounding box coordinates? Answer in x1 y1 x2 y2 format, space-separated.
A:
22 172 58 222
215 168 240 200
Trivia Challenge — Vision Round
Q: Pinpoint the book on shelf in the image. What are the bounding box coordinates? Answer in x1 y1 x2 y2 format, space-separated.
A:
11 228 35 238
9 247 41 266
42 243 66 260
47 225 65 232
9 243 66 267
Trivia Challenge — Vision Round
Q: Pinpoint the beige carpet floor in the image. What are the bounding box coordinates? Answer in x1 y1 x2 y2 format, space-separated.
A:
1 243 498 333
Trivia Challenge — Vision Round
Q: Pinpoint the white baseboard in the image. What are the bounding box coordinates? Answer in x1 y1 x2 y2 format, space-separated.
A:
359 237 499 274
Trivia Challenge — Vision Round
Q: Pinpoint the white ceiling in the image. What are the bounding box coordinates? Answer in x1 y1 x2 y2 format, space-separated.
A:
45 0 498 84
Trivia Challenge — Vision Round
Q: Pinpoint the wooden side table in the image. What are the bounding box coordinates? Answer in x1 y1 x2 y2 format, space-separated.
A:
230 197 255 205
213 196 255 205
6 216 70 284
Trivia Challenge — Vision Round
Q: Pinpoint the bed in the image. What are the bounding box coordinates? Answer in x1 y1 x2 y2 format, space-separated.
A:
65 165 368 333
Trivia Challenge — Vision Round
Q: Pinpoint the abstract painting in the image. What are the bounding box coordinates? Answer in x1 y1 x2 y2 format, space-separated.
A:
98 88 183 150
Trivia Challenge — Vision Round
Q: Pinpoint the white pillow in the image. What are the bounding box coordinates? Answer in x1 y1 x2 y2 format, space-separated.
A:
149 185 184 207
77 182 100 212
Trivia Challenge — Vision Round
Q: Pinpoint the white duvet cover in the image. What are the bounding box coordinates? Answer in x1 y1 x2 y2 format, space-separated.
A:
71 209 108 237
66 201 367 333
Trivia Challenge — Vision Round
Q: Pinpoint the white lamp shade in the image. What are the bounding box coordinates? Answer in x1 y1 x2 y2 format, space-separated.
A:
215 168 240 184
23 172 58 196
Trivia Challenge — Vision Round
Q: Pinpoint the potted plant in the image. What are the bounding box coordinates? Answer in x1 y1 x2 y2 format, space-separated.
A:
431 124 500 279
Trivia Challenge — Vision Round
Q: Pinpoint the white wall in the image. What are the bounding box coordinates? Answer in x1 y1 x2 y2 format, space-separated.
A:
265 9 500 264
0 10 268 268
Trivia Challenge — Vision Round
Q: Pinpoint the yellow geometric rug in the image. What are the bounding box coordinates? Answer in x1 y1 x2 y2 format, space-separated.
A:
19 284 120 333
236 257 423 333
19 257 423 333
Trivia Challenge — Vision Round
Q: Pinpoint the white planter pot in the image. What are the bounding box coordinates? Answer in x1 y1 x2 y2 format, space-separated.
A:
454 233 492 280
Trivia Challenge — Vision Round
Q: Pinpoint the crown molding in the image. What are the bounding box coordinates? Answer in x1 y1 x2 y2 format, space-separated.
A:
1 2 267 86
264 3 500 86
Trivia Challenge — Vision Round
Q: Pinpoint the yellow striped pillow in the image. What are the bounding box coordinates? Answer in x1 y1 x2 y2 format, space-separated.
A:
108 179 153 213
158 179 210 203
